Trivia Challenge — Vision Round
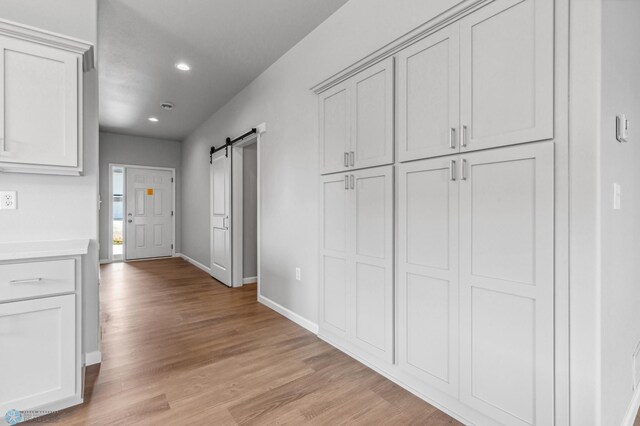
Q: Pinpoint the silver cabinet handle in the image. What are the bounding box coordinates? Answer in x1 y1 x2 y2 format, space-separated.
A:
461 125 468 148
450 160 456 181
350 151 354 167
461 159 467 181
344 152 349 168
344 175 349 190
350 175 354 189
10 278 42 284
223 216 229 229
449 128 456 149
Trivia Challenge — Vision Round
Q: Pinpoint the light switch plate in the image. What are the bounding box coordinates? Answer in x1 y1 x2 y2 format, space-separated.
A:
617 114 629 143
295 267 301 281
614 183 621 210
0 191 17 210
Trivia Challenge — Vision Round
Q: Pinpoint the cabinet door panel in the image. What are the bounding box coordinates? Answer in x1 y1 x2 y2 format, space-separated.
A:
398 25 459 162
398 158 459 396
351 166 393 362
319 174 350 337
0 294 76 413
0 36 79 167
459 143 554 426
352 58 394 169
319 82 350 175
459 0 553 151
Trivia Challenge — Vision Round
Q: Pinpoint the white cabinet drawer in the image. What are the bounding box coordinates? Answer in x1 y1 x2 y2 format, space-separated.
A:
0 259 75 302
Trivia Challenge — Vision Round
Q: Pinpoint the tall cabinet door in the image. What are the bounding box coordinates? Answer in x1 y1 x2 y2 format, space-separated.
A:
0 36 80 167
319 173 351 338
351 58 394 170
459 142 554 426
398 157 459 397
398 24 460 162
350 166 394 362
459 0 553 152
319 81 351 175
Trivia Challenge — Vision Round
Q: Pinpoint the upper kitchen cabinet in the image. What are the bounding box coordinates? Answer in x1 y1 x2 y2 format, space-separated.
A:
0 19 94 176
459 0 553 152
319 57 394 174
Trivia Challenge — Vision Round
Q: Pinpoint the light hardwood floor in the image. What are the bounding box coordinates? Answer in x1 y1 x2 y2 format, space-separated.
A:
31 257 460 425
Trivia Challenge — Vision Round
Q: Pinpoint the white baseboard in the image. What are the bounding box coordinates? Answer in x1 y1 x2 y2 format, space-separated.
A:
258 295 319 334
176 253 211 274
85 350 102 366
243 276 257 285
99 259 110 264
622 385 640 426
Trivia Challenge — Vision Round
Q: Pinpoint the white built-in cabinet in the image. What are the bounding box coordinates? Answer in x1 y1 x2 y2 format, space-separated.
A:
319 58 394 174
0 240 88 419
317 0 556 424
397 0 553 162
320 166 394 363
0 19 93 175
398 142 554 425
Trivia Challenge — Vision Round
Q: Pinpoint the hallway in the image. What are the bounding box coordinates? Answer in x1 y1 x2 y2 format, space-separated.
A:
44 258 459 425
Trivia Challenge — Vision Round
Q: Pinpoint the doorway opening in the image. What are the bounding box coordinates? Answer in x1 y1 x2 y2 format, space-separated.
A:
209 123 265 288
108 164 176 262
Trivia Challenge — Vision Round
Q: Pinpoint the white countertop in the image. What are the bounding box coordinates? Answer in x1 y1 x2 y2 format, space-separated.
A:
0 239 90 261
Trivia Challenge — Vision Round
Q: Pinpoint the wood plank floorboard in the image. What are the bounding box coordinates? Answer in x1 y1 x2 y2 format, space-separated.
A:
28 258 461 425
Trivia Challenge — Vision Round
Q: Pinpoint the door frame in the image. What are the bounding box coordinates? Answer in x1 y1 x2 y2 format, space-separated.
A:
210 122 266 289
107 163 176 263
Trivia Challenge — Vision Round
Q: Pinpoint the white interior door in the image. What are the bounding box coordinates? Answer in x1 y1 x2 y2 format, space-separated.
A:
459 142 554 426
210 150 232 286
398 156 459 397
125 167 174 260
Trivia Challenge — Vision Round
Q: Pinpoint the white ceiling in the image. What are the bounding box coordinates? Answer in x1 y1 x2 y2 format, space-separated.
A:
98 0 349 141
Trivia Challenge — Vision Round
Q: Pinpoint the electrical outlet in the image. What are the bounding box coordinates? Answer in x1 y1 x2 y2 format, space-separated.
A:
295 267 301 281
0 191 16 210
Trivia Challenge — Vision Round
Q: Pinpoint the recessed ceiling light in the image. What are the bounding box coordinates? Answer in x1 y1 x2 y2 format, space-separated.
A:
175 62 191 71
148 117 159 122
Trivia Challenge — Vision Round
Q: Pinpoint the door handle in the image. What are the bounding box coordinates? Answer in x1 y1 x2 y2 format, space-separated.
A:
450 160 456 181
223 217 229 229
461 159 468 181
449 128 456 149
344 152 349 168
10 278 42 284
461 125 468 148
349 151 354 167
127 219 133 223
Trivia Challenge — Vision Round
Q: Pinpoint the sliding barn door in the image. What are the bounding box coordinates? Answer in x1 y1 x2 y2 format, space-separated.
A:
210 150 232 286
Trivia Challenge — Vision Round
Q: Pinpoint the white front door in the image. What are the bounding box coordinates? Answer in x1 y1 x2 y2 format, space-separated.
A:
125 167 174 260
210 150 232 286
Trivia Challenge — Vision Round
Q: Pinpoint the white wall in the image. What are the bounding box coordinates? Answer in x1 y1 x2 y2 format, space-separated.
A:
98 132 182 260
600 1 640 424
242 143 257 279
181 0 466 325
0 0 100 354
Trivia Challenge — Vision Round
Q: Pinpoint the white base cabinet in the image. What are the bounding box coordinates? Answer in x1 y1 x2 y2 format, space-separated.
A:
320 165 394 364
0 241 87 421
0 295 76 413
